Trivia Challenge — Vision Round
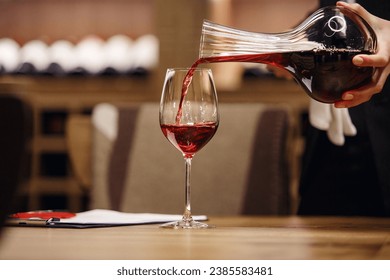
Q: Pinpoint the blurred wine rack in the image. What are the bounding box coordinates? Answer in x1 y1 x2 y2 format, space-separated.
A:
0 0 211 212
0 0 313 212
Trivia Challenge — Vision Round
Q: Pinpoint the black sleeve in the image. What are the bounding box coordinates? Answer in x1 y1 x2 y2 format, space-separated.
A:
319 0 337 7
320 1 390 20
358 0 390 20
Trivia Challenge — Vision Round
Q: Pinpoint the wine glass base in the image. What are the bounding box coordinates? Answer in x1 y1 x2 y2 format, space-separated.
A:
160 219 214 229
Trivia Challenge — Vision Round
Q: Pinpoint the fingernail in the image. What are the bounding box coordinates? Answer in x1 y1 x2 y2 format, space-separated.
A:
343 93 354 100
353 56 364 65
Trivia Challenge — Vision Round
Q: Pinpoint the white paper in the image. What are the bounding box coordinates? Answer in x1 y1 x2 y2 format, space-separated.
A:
60 209 207 225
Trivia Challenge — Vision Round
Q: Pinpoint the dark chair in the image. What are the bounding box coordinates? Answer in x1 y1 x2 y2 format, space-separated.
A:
0 93 31 232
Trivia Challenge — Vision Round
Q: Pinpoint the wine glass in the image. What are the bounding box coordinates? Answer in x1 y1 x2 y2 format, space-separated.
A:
159 68 219 229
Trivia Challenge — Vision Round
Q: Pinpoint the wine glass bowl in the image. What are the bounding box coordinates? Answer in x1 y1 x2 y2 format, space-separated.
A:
159 68 219 229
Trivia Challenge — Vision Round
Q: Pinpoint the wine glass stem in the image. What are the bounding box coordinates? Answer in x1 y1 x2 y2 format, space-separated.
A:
183 157 193 222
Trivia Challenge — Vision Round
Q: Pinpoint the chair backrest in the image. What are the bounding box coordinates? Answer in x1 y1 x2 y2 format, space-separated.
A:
90 102 292 215
0 93 31 232
66 114 92 190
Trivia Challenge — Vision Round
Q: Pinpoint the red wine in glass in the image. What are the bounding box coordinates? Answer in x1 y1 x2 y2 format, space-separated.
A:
181 49 373 104
161 122 218 159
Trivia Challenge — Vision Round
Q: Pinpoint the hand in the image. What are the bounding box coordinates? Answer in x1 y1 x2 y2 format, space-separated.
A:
334 1 390 108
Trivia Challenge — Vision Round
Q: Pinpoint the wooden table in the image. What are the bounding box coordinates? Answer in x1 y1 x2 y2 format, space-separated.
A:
0 216 389 260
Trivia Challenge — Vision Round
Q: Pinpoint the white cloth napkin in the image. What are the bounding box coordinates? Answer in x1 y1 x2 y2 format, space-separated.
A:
309 99 357 146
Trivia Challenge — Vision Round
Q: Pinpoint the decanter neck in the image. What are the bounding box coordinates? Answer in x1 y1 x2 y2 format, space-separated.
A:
199 6 377 58
199 19 323 58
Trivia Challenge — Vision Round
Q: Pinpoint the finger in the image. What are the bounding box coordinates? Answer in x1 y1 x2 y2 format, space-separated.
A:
334 96 371 108
336 2 374 22
353 54 389 68
334 85 377 108
336 65 388 108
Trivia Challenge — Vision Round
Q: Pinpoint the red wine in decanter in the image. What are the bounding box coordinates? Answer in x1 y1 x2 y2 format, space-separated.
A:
184 49 373 104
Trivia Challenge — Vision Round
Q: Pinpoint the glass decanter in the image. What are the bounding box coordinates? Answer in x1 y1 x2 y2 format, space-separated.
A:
197 6 377 103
